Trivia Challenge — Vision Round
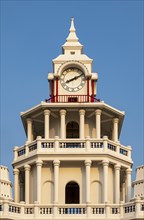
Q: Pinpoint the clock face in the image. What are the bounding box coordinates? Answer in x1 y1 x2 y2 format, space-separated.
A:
60 68 86 92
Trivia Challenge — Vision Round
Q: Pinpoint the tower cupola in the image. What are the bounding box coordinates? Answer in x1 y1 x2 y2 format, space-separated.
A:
62 18 83 55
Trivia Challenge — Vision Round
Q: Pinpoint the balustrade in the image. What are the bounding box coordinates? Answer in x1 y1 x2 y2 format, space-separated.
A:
124 205 135 213
15 137 131 161
92 207 105 214
0 201 144 219
39 207 52 214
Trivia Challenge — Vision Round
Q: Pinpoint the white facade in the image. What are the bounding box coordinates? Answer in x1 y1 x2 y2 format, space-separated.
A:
133 165 144 199
0 18 144 220
0 166 12 201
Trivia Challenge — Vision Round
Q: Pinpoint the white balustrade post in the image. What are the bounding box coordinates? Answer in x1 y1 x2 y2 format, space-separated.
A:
34 201 39 217
126 168 132 202
127 145 132 158
103 136 108 152
79 109 85 139
105 202 110 217
114 164 121 203
86 136 90 151
112 118 119 142
44 109 50 139
20 201 25 215
95 109 102 139
13 168 20 203
54 136 59 151
13 146 18 161
3 199 9 216
36 160 43 203
27 118 33 142
135 198 141 218
24 164 31 204
25 141 29 156
102 160 109 203
37 136 42 152
120 201 124 218
60 109 66 139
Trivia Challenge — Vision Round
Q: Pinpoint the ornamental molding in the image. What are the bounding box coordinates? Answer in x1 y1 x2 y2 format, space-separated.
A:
55 60 90 78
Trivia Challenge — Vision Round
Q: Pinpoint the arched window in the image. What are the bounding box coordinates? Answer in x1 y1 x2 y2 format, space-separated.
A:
66 121 79 138
65 181 80 204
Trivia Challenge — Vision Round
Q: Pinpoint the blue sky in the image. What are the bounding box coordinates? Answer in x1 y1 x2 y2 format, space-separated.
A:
1 0 143 183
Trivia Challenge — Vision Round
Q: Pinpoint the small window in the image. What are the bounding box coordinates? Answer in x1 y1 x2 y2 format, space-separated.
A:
70 51 75 55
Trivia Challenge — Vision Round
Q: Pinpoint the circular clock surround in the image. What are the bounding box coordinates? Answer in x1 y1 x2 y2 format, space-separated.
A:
60 67 86 92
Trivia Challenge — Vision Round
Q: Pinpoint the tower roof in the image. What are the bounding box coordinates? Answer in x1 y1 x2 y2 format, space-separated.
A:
62 18 83 50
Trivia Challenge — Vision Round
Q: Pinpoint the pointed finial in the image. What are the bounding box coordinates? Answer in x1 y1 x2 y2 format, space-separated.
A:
70 17 75 32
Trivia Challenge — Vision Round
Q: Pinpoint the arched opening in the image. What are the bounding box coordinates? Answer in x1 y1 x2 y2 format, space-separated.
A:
65 181 80 204
66 121 79 138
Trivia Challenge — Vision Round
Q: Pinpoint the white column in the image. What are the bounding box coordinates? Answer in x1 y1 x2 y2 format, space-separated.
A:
114 164 121 203
27 118 33 142
13 168 19 203
36 160 43 203
112 118 119 142
53 160 60 204
60 109 66 139
24 164 31 204
102 160 109 203
85 160 91 203
126 168 132 202
44 109 50 139
95 109 102 139
79 109 85 139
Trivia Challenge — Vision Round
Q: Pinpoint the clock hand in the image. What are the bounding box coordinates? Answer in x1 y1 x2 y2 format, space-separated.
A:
66 73 84 83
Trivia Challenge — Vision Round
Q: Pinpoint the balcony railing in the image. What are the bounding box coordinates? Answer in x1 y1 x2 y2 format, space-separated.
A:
45 95 100 103
0 200 144 219
13 137 132 162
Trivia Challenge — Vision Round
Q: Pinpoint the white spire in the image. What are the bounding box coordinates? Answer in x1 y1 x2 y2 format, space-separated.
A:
66 18 79 42
70 18 75 32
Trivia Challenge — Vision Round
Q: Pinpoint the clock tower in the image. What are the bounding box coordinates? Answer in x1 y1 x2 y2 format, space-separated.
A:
2 18 144 220
48 18 98 103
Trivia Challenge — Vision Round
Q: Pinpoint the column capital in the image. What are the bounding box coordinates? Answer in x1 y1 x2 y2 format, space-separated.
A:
27 118 32 123
114 164 121 170
126 168 132 174
85 160 92 166
102 160 109 166
53 160 60 166
24 164 31 171
44 109 50 115
79 109 85 115
95 109 102 115
60 109 66 115
36 160 43 167
113 118 119 123
13 168 19 175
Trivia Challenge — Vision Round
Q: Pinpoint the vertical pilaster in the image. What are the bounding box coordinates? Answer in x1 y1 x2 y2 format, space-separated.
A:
112 118 119 142
24 164 31 204
114 164 121 203
36 160 43 203
126 168 132 202
44 109 50 139
13 168 19 203
85 160 91 203
95 109 102 139
79 109 85 139
102 160 109 203
60 109 66 139
27 118 33 142
53 160 60 204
